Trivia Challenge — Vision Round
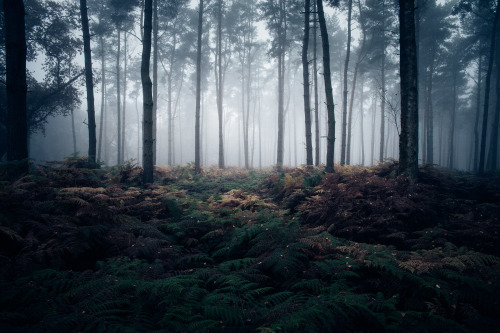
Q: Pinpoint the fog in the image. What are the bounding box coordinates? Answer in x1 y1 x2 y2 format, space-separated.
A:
3 0 499 173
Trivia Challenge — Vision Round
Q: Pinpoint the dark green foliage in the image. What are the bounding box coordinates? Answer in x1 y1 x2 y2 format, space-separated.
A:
0 161 499 332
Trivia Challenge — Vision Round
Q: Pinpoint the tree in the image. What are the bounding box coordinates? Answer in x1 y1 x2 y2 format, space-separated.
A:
79 0 97 166
195 0 204 174
142 0 153 183
398 0 419 180
302 0 313 166
3 0 28 166
479 0 499 173
346 0 367 165
313 0 320 166
317 0 336 173
340 0 352 166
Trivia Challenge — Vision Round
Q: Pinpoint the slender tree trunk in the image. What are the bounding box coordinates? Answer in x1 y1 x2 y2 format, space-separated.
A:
473 54 482 171
426 62 434 164
195 0 204 173
98 36 105 163
313 0 320 166
80 0 97 165
360 75 365 165
142 0 154 183
379 49 386 162
449 68 457 169
302 0 313 165
116 28 121 165
371 91 376 164
216 0 225 168
317 0 335 172
399 0 419 180
346 0 366 165
479 1 499 174
340 0 352 166
152 0 158 165
135 96 140 164
122 33 127 162
276 0 285 169
488 34 500 170
71 109 77 154
245 48 252 169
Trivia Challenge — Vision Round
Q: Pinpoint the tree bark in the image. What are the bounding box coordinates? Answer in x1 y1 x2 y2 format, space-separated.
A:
302 0 313 166
317 0 336 173
473 53 482 171
97 36 106 163
116 28 121 165
398 0 419 180
195 0 204 173
216 0 225 168
80 0 97 165
276 0 285 169
152 0 158 165
340 0 352 166
479 1 499 174
489 30 500 170
313 0 320 166
122 33 127 162
4 0 28 167
142 0 154 183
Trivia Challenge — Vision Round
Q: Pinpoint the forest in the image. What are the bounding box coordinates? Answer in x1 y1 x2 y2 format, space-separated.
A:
0 0 499 332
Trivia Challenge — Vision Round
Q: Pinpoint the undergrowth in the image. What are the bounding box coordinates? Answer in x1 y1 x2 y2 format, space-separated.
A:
0 158 499 332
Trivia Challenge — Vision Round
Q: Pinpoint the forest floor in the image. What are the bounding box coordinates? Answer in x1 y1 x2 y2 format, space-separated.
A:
0 157 499 332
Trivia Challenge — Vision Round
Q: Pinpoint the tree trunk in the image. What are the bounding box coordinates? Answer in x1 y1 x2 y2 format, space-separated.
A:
379 49 386 162
302 0 313 166
142 0 154 183
313 0 320 166
398 0 419 180
479 1 499 174
152 0 158 165
425 61 434 164
360 75 365 165
317 0 336 173
488 33 500 170
216 0 225 169
276 0 285 169
71 109 77 154
473 53 482 171
98 36 105 163
122 33 127 162
116 28 121 165
340 0 352 166
3 0 28 166
449 67 457 169
79 0 97 165
195 0 204 173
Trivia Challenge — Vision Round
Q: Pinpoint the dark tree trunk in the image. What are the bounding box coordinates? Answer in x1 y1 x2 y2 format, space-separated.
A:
71 109 77 154
449 66 457 169
425 62 434 164
479 1 499 174
122 33 127 162
379 50 386 162
302 0 313 166
473 53 482 171
317 0 336 173
98 36 106 163
489 33 500 170
277 0 285 169
80 0 97 165
340 0 352 166
116 28 121 165
4 0 28 167
313 0 320 166
152 0 158 165
195 0 204 173
142 0 154 183
398 0 419 181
